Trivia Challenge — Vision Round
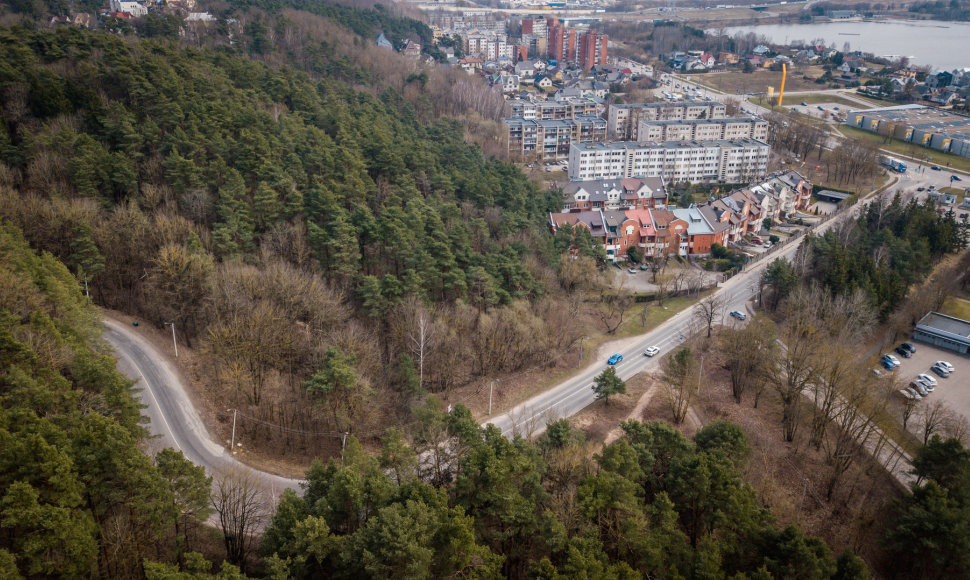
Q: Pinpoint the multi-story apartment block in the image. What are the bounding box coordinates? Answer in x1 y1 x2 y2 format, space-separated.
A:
508 98 599 120
608 101 727 140
567 139 769 183
636 117 769 143
505 116 607 160
578 31 608 70
547 23 578 63
521 17 548 37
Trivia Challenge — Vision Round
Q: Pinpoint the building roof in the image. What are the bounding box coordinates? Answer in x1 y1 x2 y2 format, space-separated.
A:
673 207 715 236
917 312 970 345
625 209 657 237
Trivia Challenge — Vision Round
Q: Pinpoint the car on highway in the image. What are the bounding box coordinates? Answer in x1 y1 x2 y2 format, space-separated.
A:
643 346 660 357
935 360 955 373
931 165 941 171
729 310 747 320
607 353 623 365
895 345 913 358
953 175 963 181
931 362 950 377
801 101 808 106
817 105 824 111
917 187 925 191
917 373 937 388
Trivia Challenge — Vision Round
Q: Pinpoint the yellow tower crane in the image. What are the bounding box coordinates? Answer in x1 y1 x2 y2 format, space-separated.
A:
777 63 787 107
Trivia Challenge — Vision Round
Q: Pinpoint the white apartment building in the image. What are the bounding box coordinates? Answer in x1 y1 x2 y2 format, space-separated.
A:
110 0 148 15
608 101 727 140
568 139 769 184
636 117 769 143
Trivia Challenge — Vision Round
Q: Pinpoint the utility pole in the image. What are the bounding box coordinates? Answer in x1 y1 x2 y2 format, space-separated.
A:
488 380 494 415
164 322 178 358
228 408 237 453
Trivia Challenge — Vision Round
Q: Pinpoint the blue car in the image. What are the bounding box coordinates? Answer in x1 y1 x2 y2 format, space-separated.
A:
607 354 623 365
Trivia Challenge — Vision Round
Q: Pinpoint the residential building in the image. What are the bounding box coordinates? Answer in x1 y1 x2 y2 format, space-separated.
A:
578 31 608 71
568 139 770 183
608 101 727 140
562 177 668 211
509 98 599 120
402 40 422 58
718 52 740 65
547 209 639 261
505 116 607 160
636 117 769 142
109 0 147 16
548 23 578 63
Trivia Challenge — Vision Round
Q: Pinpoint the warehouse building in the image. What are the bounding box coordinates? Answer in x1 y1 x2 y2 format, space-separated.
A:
846 104 970 159
914 311 970 354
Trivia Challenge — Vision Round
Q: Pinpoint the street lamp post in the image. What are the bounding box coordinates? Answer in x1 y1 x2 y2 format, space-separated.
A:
164 322 178 358
227 408 237 453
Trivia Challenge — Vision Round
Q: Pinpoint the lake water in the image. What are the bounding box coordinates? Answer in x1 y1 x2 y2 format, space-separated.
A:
723 19 970 70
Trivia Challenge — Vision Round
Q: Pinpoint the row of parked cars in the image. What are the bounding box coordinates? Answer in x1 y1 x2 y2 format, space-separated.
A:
883 343 957 401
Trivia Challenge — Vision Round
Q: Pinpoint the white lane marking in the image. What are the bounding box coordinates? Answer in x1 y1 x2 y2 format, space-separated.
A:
106 326 182 452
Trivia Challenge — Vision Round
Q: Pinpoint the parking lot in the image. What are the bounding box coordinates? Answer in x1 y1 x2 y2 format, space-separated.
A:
890 340 969 424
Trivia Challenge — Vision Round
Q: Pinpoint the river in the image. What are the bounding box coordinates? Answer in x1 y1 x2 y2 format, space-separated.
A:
723 19 970 70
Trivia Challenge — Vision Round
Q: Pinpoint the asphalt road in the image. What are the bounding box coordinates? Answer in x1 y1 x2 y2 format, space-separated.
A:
486 182 889 439
103 318 301 497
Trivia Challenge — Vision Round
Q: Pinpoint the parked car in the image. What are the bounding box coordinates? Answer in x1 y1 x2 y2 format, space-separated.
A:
627 268 637 274
750 237 763 244
730 310 747 320
901 387 922 401
643 346 660 357
639 264 650 271
763 241 772 249
931 363 950 377
607 353 623 365
911 381 929 396
917 187 925 191
882 359 897 370
801 101 808 106
882 353 901 367
915 378 935 392
935 360 955 373
900 342 916 354
817 105 824 110
917 373 937 388
895 345 913 358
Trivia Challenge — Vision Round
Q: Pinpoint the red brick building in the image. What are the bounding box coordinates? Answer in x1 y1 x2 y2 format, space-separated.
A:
578 31 608 70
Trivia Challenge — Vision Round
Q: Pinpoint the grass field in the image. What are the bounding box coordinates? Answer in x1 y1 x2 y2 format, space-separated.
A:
695 67 827 94
942 297 970 320
781 93 872 108
836 125 970 174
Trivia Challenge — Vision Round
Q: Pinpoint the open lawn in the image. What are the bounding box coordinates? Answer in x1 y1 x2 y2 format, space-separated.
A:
836 125 970 174
943 296 970 320
616 292 710 338
696 67 827 94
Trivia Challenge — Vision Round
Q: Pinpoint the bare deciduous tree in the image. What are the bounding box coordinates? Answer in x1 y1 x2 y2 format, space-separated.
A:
693 294 725 338
211 467 267 572
661 347 699 424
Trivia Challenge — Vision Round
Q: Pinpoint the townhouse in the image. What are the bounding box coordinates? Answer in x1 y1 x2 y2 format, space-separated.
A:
561 177 669 211
567 139 770 184
608 101 727 140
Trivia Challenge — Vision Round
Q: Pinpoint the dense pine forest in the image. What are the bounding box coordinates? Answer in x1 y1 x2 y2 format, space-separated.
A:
0 22 584 457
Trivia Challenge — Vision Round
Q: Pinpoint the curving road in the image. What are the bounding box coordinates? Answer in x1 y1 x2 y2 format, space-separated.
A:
103 318 301 497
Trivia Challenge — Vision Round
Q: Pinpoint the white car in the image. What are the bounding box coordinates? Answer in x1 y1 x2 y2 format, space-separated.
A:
915 378 935 392
643 346 660 357
935 361 955 373
917 373 938 388
883 353 901 366
901 387 922 401
911 382 929 396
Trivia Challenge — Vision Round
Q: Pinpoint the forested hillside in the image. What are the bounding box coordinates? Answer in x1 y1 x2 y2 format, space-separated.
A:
0 24 585 457
0 224 221 578
260 413 865 579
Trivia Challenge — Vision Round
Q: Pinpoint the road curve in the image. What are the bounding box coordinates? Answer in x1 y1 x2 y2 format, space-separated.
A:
103 318 301 497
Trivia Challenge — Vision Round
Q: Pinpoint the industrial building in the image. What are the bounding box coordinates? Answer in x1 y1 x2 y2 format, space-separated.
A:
608 101 727 140
845 104 970 159
914 311 970 354
567 139 769 183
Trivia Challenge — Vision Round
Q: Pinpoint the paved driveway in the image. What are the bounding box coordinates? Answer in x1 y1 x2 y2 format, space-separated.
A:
891 341 969 421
